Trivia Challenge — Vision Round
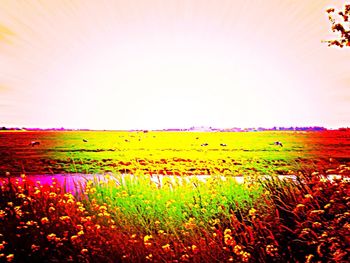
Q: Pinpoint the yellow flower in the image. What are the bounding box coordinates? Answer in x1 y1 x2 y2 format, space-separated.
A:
0 210 6 219
162 244 171 252
224 229 232 236
49 192 57 199
233 245 242 255
77 231 84 236
304 194 313 199
310 210 325 216
59 216 71 222
249 208 257 217
47 233 57 242
41 217 49 224
305 254 314 263
144 235 152 242
31 244 40 252
6 254 14 262
241 251 251 262
192 244 199 253
71 235 78 242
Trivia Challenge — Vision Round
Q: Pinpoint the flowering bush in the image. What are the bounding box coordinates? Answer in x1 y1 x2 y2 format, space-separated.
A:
0 164 349 262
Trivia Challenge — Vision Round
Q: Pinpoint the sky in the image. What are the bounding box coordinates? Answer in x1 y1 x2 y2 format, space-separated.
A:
0 0 349 130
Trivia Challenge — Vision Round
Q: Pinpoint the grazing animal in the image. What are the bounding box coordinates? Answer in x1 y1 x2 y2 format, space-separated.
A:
83 139 88 142
29 141 40 147
220 143 227 147
274 141 283 147
201 143 209 147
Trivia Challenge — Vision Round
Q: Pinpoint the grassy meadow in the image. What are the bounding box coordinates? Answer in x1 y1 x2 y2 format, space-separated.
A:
1 130 349 176
0 130 349 262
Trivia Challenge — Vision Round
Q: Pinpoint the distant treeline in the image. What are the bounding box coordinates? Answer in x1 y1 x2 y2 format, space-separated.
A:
2 126 349 132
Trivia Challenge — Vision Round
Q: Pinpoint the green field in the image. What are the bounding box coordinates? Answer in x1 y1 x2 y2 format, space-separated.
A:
1 130 350 262
1 130 349 176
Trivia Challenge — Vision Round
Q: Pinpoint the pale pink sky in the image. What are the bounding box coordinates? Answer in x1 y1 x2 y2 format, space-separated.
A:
0 0 349 130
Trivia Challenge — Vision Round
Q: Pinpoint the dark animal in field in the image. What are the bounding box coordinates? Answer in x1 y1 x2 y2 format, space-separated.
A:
83 139 88 142
201 143 209 146
29 141 40 147
274 141 283 147
220 143 227 146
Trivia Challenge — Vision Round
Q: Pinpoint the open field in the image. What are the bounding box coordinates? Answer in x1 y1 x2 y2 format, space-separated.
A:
1 130 350 176
0 130 350 262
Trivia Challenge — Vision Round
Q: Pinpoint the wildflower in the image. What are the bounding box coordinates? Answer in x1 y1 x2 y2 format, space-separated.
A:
145 254 153 260
47 233 57 242
48 207 55 213
310 210 325 216
59 216 71 222
144 235 152 242
0 210 6 219
6 254 14 262
304 194 313 199
162 244 171 252
312 222 322 229
17 193 26 199
296 204 305 209
224 235 235 246
77 231 84 236
233 245 242 255
324 203 331 209
41 217 49 224
300 228 311 236
305 254 314 263
248 208 257 217
266 244 278 257
26 220 36 226
241 251 251 262
7 202 13 207
181 254 189 261
49 192 57 199
31 244 40 252
144 235 152 247
34 189 41 195
192 244 199 253
71 235 78 242
81 248 88 254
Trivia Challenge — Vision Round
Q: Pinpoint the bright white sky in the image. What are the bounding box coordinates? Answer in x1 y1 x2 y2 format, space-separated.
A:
0 0 349 130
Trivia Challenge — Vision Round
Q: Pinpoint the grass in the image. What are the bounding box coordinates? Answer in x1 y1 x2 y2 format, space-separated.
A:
1 130 349 176
1 164 349 262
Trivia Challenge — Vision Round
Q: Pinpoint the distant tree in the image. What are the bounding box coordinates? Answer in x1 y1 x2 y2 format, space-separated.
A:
325 4 350 47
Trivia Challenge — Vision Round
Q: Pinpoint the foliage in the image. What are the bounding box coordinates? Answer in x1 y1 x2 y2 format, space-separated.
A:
326 4 350 47
1 165 349 262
